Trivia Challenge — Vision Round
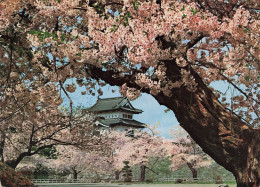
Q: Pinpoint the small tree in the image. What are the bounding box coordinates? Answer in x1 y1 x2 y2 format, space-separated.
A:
121 161 132 182
167 127 212 179
109 130 168 182
46 145 113 180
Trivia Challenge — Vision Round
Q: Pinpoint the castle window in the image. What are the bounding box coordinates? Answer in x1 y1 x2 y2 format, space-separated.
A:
123 114 132 119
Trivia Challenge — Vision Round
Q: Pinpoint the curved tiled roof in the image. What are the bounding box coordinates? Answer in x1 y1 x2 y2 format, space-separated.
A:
87 97 143 114
96 118 145 128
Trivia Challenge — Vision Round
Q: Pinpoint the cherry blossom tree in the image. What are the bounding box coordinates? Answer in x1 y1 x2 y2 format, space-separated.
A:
169 139 212 179
167 126 212 179
109 130 168 182
46 145 113 180
0 0 259 186
0 96 101 169
49 146 90 180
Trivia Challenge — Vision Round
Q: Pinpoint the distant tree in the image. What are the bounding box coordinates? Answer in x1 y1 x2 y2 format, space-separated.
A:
168 126 212 179
47 145 113 180
121 161 133 182
109 130 169 182
145 156 172 181
169 137 212 179
33 163 50 179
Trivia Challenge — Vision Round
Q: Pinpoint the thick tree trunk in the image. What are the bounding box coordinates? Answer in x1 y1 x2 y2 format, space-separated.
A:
6 145 56 169
140 165 146 182
87 57 260 186
6 155 25 169
154 61 260 186
6 151 33 169
234 133 260 187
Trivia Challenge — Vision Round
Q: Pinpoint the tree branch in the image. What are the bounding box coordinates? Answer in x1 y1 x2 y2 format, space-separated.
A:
59 81 73 120
0 100 31 123
146 166 159 175
185 34 204 51
219 73 260 105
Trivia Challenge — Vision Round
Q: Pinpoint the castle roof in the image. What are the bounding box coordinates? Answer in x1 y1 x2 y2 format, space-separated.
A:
87 97 143 114
95 118 145 128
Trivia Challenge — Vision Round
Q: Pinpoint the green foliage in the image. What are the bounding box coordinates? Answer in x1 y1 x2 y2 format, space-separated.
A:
131 0 141 11
29 30 68 44
28 30 38 35
190 7 199 15
33 146 59 159
132 158 234 182
17 47 24 57
29 30 52 40
33 164 50 179
111 11 133 31
146 157 172 180
92 2 103 14
60 33 66 42
111 25 117 32
143 31 148 35
122 161 133 182
131 157 172 181
171 161 234 180
123 12 132 27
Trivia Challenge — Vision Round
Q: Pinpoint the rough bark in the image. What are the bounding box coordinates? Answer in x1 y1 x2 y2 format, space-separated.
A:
140 165 146 182
6 152 31 169
86 59 260 186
